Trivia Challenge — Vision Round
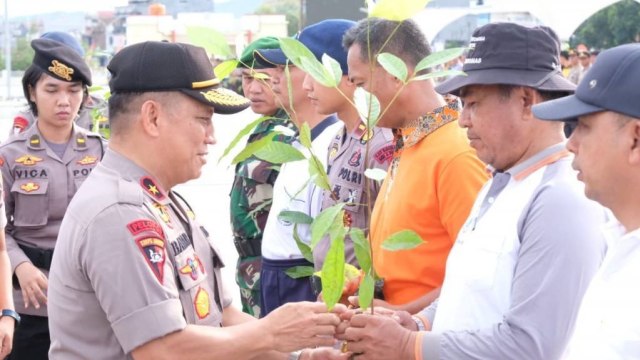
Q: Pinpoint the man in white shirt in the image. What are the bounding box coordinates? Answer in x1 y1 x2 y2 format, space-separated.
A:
533 43 640 359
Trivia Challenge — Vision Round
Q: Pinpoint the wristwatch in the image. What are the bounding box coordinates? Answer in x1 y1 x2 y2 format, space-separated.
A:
411 315 426 331
1 309 20 325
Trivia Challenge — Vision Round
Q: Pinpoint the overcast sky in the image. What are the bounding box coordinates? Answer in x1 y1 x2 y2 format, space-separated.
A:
0 0 233 18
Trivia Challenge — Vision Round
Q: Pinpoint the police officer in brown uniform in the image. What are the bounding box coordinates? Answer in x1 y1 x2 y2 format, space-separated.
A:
47 41 346 360
0 38 104 359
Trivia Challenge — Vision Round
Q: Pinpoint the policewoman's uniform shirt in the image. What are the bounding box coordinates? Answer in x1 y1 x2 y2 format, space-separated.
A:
48 149 231 359
563 221 640 359
0 123 104 317
314 124 393 270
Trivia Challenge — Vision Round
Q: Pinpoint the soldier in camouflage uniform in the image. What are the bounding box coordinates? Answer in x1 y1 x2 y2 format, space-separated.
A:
230 37 296 317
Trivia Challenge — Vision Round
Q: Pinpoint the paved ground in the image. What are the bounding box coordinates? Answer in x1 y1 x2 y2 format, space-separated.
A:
0 100 252 308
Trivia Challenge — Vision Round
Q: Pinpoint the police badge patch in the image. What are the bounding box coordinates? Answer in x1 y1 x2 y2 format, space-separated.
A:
135 237 166 284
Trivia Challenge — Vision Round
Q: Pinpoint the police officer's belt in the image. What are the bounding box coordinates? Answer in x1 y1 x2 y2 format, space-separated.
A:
233 236 261 258
18 244 54 271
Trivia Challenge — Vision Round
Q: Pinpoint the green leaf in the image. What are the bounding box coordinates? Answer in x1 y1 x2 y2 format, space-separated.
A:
293 224 314 263
382 230 425 251
254 142 306 164
285 265 315 279
300 122 312 148
321 233 345 311
354 87 381 128
301 56 336 88
369 0 430 21
358 273 375 310
186 26 233 58
364 168 388 182
214 59 239 80
284 65 295 113
308 154 332 191
231 132 277 165
411 70 466 82
322 53 343 87
310 203 347 249
414 47 466 74
219 116 269 163
278 210 313 225
377 53 408 83
279 37 316 69
350 228 372 274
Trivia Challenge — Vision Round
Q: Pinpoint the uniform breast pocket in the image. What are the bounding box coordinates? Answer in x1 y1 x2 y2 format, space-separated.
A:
11 180 49 228
454 240 503 291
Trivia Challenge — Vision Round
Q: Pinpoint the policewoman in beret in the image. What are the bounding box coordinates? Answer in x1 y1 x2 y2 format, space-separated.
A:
0 38 105 359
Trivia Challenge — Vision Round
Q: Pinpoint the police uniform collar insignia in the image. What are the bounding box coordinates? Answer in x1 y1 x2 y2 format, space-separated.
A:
20 182 40 192
29 135 41 148
15 154 43 166
76 134 87 148
141 176 166 201
77 155 98 165
152 203 173 228
135 237 166 284
48 59 74 81
194 287 211 319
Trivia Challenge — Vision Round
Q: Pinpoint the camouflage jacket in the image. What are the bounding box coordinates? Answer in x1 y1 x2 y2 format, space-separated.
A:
230 109 296 241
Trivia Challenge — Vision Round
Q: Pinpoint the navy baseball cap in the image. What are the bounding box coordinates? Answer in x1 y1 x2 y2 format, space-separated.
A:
533 44 640 121
436 22 575 96
254 19 356 75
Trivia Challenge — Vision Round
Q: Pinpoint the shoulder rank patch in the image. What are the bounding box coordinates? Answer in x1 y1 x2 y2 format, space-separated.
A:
141 176 165 201
374 144 394 164
15 154 43 166
77 155 98 166
29 135 41 148
194 287 211 319
20 182 40 192
135 237 166 284
76 135 86 148
179 255 205 281
127 219 164 238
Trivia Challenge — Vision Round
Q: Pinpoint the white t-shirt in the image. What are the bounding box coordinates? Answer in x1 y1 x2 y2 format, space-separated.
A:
261 120 342 260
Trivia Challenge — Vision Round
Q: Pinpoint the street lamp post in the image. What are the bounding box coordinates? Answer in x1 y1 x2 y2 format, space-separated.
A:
4 0 10 99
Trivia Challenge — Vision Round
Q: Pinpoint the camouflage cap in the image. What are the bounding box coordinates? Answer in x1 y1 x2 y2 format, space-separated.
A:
238 36 280 69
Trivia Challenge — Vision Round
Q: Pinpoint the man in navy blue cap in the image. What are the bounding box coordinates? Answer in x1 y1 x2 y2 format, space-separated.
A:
533 43 640 359
340 22 607 360
253 24 343 315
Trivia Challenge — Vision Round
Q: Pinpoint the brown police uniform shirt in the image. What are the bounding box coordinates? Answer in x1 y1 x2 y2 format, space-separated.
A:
0 123 105 317
314 124 394 270
48 149 232 360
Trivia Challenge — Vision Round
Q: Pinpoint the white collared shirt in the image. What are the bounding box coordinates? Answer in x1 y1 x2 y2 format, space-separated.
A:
564 220 640 359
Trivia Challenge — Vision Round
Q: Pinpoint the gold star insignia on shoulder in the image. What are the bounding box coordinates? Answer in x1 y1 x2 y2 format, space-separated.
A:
140 176 165 201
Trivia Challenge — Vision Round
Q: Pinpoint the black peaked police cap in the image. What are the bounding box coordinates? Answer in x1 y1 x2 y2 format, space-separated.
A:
108 41 250 114
436 22 576 96
31 38 92 86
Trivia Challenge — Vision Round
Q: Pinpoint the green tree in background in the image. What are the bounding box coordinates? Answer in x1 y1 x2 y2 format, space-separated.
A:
12 37 35 71
255 0 300 36
572 0 640 49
